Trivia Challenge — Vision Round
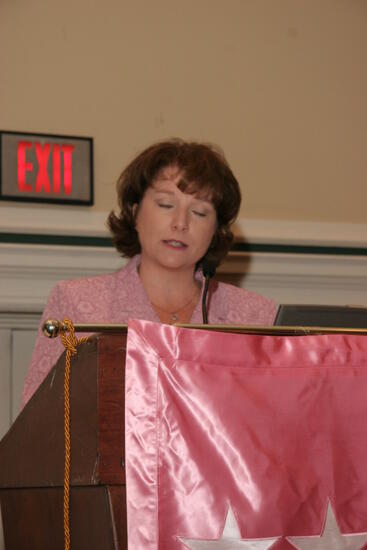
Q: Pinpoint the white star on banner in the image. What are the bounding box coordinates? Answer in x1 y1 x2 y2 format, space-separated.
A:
287 501 367 550
179 506 280 549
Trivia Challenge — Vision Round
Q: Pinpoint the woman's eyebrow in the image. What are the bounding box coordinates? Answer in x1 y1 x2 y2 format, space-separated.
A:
152 186 214 206
153 188 175 196
192 195 214 206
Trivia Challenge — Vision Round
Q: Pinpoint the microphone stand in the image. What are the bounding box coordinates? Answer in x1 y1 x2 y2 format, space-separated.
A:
201 260 217 324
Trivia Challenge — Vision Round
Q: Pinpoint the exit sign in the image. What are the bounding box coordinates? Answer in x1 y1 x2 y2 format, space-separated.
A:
0 130 93 205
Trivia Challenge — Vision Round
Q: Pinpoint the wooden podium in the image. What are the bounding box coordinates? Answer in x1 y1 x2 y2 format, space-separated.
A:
1 316 366 549
0 333 128 550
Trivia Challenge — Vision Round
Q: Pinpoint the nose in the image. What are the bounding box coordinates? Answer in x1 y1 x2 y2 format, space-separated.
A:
171 207 188 232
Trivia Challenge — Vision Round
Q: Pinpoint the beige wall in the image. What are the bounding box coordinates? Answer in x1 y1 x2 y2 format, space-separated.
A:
1 0 366 225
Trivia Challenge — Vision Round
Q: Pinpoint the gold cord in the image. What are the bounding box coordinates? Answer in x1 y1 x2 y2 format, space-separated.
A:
59 319 89 550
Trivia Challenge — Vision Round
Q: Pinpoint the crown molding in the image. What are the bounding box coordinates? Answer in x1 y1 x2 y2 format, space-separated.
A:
232 219 367 247
1 204 366 248
0 205 108 237
0 242 366 312
1 205 366 313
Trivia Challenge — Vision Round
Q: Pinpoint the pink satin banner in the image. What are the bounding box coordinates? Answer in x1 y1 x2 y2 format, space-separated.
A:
125 320 367 550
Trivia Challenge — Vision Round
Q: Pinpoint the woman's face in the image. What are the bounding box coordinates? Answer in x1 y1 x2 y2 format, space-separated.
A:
134 166 217 274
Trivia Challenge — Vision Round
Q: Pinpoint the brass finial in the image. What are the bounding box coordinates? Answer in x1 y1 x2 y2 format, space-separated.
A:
42 319 67 338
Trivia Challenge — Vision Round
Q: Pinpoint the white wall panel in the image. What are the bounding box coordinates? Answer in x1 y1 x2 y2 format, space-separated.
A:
11 330 38 421
0 331 10 440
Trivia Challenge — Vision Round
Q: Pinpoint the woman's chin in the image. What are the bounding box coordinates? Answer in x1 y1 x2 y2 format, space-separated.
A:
156 256 196 272
140 250 201 273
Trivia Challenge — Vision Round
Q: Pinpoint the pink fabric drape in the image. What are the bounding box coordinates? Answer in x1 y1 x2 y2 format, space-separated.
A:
125 320 367 550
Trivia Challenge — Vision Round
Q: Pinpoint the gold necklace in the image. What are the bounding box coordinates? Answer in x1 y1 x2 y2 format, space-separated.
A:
151 289 200 323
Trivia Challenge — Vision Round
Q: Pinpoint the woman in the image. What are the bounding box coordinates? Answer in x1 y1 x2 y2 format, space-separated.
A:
21 139 277 406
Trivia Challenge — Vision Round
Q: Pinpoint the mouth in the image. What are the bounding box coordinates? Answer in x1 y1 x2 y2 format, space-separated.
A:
163 239 188 249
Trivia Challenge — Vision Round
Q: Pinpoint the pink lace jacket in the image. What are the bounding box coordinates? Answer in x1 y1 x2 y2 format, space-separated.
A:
21 255 277 407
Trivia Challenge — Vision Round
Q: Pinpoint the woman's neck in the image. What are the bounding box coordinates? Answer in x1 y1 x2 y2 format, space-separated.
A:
138 258 201 312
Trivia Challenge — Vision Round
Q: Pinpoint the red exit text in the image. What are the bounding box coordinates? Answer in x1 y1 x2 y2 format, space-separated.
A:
17 141 75 194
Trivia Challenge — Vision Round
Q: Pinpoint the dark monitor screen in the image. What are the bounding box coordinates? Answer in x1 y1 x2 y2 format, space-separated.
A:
275 305 367 328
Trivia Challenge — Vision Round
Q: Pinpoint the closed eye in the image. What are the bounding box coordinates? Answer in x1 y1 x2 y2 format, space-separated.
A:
158 203 173 209
193 210 207 217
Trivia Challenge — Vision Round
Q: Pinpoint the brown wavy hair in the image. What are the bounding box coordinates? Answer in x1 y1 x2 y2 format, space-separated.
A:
107 138 241 267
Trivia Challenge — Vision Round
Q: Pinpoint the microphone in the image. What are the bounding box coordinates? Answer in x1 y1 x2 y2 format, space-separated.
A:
202 259 217 279
201 259 217 324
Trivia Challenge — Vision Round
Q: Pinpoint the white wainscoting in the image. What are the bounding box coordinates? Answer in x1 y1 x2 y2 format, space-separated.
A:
2 205 367 246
